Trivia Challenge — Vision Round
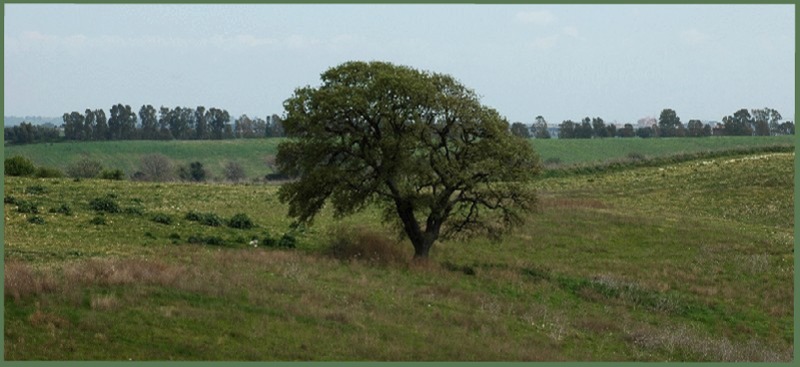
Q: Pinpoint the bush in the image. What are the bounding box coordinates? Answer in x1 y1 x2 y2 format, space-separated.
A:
185 211 222 227
16 200 39 214
66 158 104 179
178 161 207 182
25 185 47 195
4 195 18 205
326 227 406 264
5 156 36 176
89 195 120 213
152 213 173 225
228 213 254 229
261 232 278 248
34 166 64 178
89 216 107 225
49 203 73 216
187 235 227 247
184 211 203 222
277 233 297 249
27 216 46 225
223 161 247 182
123 207 145 216
138 154 175 182
99 169 126 180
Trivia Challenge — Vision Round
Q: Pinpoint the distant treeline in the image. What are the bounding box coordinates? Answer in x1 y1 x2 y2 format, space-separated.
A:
4 104 286 145
510 108 794 139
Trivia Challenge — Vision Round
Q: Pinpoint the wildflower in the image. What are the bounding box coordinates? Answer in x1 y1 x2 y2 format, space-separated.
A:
249 239 259 247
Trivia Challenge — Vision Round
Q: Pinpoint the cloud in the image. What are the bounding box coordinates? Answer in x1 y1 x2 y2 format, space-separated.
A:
680 29 711 45
531 34 559 50
561 26 584 41
7 31 336 52
515 10 557 26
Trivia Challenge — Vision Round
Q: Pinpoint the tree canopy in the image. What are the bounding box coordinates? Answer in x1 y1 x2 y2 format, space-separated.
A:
276 61 541 258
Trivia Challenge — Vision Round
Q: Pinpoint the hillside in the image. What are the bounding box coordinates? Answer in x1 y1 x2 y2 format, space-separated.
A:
3 136 794 181
3 150 794 361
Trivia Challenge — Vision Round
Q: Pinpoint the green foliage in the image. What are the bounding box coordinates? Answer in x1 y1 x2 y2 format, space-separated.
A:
4 195 19 205
278 61 541 257
4 155 36 176
187 235 228 247
89 215 107 225
89 195 121 213
25 185 47 195
123 207 144 216
151 213 173 225
49 203 73 216
277 233 297 249
33 166 65 178
66 157 104 179
178 161 207 182
185 211 223 227
99 169 126 180
227 213 254 229
16 200 39 214
27 216 46 225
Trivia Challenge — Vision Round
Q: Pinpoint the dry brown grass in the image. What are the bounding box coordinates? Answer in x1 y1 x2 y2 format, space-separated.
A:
326 226 409 265
625 323 792 362
4 261 57 302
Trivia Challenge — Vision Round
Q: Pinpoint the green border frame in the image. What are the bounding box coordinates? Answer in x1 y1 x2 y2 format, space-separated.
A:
1 0 796 365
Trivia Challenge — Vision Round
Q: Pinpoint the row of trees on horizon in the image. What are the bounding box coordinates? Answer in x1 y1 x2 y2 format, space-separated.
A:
510 107 794 139
4 104 286 145
3 105 794 146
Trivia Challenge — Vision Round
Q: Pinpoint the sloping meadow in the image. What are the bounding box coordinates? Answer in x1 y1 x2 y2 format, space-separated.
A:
3 151 794 361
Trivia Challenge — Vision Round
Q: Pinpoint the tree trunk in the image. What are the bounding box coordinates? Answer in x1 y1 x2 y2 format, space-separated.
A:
412 237 434 259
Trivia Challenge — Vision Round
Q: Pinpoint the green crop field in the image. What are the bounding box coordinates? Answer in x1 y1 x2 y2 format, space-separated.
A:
3 136 794 181
3 143 794 361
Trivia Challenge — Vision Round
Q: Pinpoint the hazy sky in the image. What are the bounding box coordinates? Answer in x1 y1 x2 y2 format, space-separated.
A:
4 4 795 125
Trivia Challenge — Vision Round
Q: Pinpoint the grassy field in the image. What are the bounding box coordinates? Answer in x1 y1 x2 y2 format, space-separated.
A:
3 136 794 180
2 145 794 360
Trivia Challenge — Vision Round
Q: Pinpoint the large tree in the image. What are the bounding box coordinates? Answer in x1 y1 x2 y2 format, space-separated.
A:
277 61 541 259
510 122 531 138
658 108 685 137
531 116 550 139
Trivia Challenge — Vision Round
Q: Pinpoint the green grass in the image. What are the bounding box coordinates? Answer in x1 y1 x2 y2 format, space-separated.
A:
531 135 794 165
3 148 795 361
4 139 282 181
4 136 793 180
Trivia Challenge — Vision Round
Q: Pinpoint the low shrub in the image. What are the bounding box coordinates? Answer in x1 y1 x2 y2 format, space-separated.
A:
99 169 126 180
16 200 39 214
123 207 145 216
152 213 173 225
34 166 64 178
187 235 227 247
27 216 46 225
228 213 254 229
25 185 47 195
326 227 406 265
89 216 107 225
277 234 297 249
89 195 120 213
185 211 223 227
49 203 73 216
4 195 18 205
4 156 36 177
66 158 104 179
261 232 278 248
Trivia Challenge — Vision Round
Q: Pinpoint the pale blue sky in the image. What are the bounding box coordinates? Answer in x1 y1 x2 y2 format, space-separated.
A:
4 4 795 125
